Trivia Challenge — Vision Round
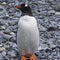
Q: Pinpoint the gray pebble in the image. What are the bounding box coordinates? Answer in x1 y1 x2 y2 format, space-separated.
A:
8 50 17 57
1 51 6 56
3 34 12 40
0 47 5 52
4 28 11 34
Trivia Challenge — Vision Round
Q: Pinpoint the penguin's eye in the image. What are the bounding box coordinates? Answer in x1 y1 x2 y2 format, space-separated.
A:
25 4 28 7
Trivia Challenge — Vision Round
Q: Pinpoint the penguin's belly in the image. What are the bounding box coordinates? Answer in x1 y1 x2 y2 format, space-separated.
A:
17 16 39 53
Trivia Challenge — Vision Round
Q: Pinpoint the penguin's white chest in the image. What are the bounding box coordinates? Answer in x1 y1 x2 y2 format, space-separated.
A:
17 15 39 53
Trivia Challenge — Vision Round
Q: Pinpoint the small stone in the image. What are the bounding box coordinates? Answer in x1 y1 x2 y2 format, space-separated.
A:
0 44 3 47
13 43 17 48
1 26 6 30
10 32 15 37
38 24 47 31
4 44 10 49
55 12 60 15
0 47 5 52
9 16 13 19
14 47 19 52
50 44 56 49
54 3 60 12
48 10 55 14
35 51 41 58
2 2 7 5
6 14 9 17
9 42 13 47
4 28 11 34
3 34 12 40
1 51 6 56
8 50 17 57
41 44 48 50
8 20 17 26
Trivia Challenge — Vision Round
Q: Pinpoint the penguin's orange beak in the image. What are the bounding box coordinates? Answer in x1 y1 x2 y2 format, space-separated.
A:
15 5 21 9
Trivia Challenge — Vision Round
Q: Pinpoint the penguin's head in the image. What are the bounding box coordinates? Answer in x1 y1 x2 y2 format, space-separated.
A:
15 3 32 16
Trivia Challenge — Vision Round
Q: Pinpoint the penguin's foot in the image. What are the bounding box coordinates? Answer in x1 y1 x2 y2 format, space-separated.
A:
21 56 27 60
30 54 38 60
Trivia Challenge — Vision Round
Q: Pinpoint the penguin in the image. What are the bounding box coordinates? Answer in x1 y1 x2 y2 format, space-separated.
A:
15 3 39 60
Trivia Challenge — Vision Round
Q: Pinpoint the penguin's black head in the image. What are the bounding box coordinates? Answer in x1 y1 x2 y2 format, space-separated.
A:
15 3 33 16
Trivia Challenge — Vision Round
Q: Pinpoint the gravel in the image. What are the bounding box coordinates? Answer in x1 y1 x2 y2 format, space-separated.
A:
0 0 60 60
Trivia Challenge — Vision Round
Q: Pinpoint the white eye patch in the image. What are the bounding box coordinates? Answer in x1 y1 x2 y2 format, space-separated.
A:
25 4 28 7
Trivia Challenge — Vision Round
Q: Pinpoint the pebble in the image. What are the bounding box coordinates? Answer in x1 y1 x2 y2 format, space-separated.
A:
54 3 60 11
0 6 5 15
7 50 17 57
41 44 48 50
10 32 15 37
2 2 7 5
3 34 12 40
1 25 6 30
38 24 47 31
4 44 10 49
12 43 17 48
0 47 5 51
48 10 55 15
1 51 6 56
55 12 60 15
4 28 11 34
8 20 17 26
0 44 3 47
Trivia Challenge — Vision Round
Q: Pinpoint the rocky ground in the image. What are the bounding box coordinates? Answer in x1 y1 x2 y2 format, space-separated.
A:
0 0 60 60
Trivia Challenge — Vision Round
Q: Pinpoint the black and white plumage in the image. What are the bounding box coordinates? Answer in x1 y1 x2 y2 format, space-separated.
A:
16 3 39 59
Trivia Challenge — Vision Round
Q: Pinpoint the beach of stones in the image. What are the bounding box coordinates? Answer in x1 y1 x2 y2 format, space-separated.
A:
0 0 60 60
